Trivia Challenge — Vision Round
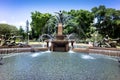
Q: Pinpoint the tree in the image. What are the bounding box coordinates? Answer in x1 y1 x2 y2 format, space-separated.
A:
0 23 18 37
92 5 107 35
43 16 56 35
92 5 120 38
30 6 120 40
68 9 94 38
18 26 26 40
31 11 51 38
112 10 120 38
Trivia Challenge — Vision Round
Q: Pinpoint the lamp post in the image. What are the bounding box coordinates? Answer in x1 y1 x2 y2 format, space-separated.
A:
26 20 29 44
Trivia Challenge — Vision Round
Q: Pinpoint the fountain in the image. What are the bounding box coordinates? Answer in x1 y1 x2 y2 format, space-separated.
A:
45 11 74 52
0 11 120 80
50 23 70 52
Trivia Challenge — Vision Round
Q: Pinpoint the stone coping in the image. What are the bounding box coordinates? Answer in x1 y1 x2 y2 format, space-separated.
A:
89 47 120 51
0 45 31 48
0 46 120 57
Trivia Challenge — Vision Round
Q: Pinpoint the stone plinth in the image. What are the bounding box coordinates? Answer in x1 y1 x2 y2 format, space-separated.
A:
51 40 69 52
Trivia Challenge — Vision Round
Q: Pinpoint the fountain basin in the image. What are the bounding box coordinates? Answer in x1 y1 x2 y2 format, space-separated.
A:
0 52 120 80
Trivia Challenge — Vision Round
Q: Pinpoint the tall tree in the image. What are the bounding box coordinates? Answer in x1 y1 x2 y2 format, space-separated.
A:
18 26 26 39
31 11 51 38
68 9 94 38
92 5 120 38
112 10 120 38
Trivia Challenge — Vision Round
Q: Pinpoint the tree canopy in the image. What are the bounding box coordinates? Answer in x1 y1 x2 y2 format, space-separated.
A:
31 11 51 38
0 23 18 36
92 5 120 38
30 5 120 40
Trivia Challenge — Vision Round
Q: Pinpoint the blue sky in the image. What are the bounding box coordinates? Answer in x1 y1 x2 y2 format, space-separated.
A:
0 0 120 29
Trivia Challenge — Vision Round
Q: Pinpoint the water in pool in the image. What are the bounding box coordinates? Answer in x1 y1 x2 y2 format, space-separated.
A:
0 51 120 80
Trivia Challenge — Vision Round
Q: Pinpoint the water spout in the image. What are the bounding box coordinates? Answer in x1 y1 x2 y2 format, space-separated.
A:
48 40 52 52
68 41 75 53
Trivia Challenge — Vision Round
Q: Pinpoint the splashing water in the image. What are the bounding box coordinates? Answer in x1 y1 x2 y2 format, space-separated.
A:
67 33 78 41
68 50 75 53
31 52 44 58
81 55 95 60
39 34 53 42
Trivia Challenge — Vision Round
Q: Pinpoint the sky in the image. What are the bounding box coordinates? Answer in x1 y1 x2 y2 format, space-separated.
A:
0 0 120 29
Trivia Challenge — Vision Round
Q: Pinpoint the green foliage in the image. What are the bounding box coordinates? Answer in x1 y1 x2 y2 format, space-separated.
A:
0 23 18 36
92 5 120 38
68 9 94 38
31 11 51 38
44 16 56 35
90 31 103 42
18 26 26 39
30 5 120 40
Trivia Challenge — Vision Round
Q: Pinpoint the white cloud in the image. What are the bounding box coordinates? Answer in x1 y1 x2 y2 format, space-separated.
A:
0 21 7 24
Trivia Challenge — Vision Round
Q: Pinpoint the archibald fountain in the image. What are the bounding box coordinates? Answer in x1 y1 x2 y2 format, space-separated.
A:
46 11 74 52
44 11 120 55
0 11 120 80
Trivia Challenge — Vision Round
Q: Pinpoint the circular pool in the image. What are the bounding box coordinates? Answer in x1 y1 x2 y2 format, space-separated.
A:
0 51 120 80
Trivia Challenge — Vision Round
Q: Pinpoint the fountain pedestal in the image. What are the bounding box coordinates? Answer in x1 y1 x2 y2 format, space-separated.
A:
51 40 69 52
50 23 70 52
